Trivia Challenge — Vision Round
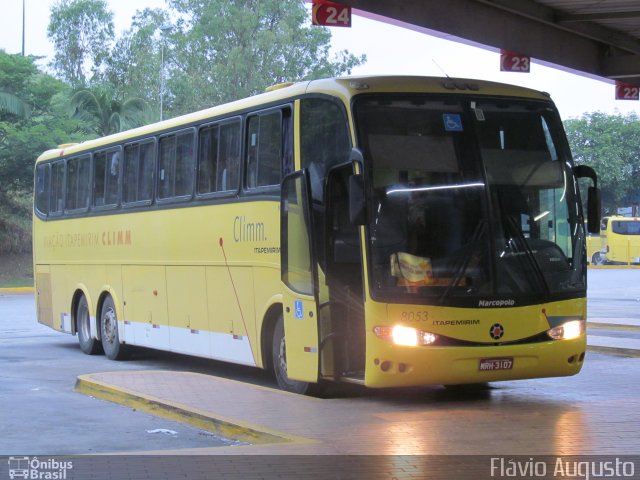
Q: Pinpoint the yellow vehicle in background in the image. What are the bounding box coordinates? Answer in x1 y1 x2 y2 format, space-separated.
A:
586 217 608 265
600 216 640 265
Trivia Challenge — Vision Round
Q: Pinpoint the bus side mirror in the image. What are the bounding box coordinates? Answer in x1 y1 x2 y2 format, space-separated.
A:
586 186 601 234
349 174 366 226
573 165 601 234
348 148 366 226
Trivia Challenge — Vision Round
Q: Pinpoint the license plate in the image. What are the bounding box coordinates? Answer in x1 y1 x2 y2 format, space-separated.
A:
479 357 514 371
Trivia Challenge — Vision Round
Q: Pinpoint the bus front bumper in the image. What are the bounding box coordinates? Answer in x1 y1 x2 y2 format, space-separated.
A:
363 336 586 388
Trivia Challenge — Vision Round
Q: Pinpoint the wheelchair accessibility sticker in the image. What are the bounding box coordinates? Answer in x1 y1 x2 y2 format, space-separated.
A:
443 113 463 132
294 300 304 320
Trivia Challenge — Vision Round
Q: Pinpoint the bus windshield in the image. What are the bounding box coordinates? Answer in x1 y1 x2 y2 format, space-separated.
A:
355 96 585 306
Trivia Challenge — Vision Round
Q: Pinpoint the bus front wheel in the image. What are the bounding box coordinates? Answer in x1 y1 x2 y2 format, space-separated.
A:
443 383 490 392
100 295 128 360
272 314 314 395
591 252 605 265
77 295 103 355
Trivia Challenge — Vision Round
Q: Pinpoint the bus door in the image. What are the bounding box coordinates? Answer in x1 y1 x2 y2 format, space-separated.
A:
280 170 320 382
323 163 366 380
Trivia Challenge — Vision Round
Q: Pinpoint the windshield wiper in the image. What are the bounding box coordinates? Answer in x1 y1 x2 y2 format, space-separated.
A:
439 220 486 304
504 216 551 298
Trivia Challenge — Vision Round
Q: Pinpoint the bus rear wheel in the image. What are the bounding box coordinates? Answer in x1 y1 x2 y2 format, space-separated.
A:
100 295 128 360
77 295 103 355
272 314 317 395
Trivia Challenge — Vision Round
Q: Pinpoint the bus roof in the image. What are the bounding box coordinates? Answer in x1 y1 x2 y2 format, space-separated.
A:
36 75 551 163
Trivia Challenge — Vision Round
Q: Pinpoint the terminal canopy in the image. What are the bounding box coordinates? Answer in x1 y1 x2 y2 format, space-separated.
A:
341 0 640 87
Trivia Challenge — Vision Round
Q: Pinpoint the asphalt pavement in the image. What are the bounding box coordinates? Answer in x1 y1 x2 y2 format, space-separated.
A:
1 268 640 479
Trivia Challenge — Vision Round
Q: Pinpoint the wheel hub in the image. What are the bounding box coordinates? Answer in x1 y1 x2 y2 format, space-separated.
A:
103 308 117 343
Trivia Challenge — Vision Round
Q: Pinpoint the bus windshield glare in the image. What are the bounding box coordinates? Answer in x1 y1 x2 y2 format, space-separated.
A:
355 96 585 306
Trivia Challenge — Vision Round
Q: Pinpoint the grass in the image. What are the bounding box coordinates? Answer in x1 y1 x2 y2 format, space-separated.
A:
0 252 33 288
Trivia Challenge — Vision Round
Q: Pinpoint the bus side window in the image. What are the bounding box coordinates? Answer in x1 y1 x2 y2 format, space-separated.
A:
93 148 120 208
35 164 51 215
159 130 195 199
282 109 293 176
218 120 241 192
175 131 195 197
197 124 219 195
124 140 155 204
50 161 65 214
94 152 106 206
123 144 139 203
198 119 241 195
65 155 90 211
138 142 155 201
300 98 351 201
107 151 119 204
159 135 174 198
246 109 287 189
246 117 259 188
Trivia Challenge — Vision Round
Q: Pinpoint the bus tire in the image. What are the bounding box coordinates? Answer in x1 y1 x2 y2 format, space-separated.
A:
591 252 604 265
100 295 128 360
444 382 490 392
272 314 314 395
77 295 103 355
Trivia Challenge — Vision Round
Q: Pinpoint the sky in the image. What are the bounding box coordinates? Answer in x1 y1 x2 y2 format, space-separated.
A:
1 0 639 120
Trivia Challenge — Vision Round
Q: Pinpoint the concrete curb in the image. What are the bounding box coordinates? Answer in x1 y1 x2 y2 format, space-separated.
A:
587 345 640 358
0 287 34 293
589 322 640 332
74 374 316 447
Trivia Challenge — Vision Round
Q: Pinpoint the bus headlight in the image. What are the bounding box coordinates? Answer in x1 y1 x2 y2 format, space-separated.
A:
547 320 585 340
374 325 438 346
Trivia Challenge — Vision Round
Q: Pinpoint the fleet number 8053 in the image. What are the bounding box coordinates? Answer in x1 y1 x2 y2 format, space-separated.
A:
401 311 430 322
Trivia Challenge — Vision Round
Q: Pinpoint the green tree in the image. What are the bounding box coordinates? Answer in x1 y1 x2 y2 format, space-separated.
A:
0 51 34 120
48 0 114 87
70 87 150 137
0 52 84 255
0 51 82 195
0 91 30 119
48 0 365 119
564 112 640 213
100 8 169 116
0 53 151 255
165 0 365 115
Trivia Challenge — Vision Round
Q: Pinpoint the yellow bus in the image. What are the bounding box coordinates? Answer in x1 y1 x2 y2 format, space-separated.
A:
33 76 600 393
600 216 640 265
586 217 607 265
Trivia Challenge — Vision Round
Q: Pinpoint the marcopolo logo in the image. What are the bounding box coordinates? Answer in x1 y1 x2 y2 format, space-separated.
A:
7 457 73 480
478 299 516 308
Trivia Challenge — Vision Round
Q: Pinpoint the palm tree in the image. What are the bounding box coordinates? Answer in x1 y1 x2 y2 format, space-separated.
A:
70 88 149 137
0 91 30 119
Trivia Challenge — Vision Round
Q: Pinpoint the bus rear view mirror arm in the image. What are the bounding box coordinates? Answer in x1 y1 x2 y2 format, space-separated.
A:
573 165 601 234
349 174 366 226
349 148 366 226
